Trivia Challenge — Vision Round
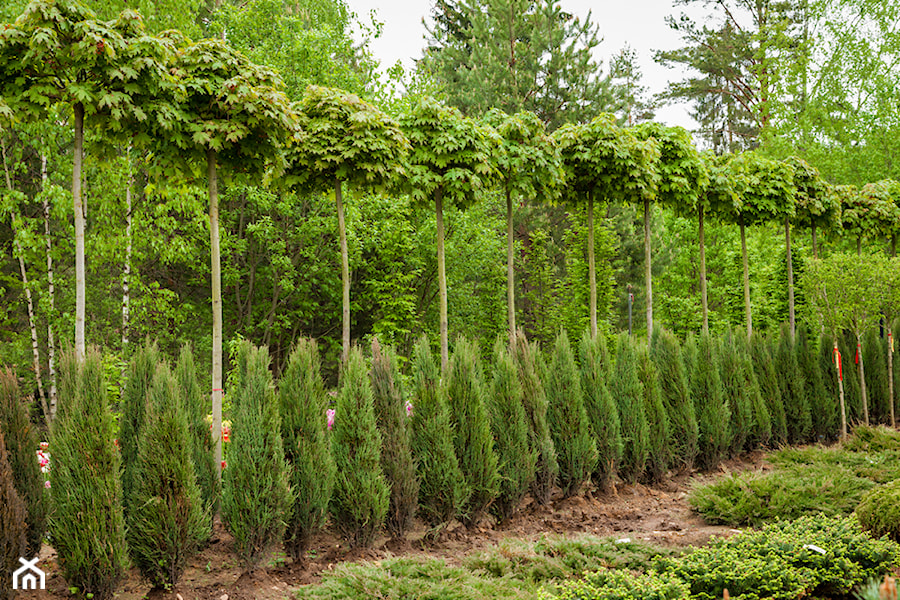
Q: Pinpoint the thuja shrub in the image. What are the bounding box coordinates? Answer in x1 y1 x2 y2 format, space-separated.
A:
819 331 844 440
550 569 689 600
798 325 834 441
863 329 890 424
222 342 292 570
0 367 46 556
638 343 670 482
120 340 161 509
611 334 649 483
279 338 335 558
751 334 787 446
650 327 698 472
544 330 597 497
488 338 536 521
775 324 813 444
0 430 27 600
513 332 558 505
50 349 128 600
733 333 771 449
841 328 864 422
685 333 730 471
370 338 417 537
716 331 754 456
128 365 209 588
410 337 468 529
578 330 622 490
856 480 900 542
174 345 218 529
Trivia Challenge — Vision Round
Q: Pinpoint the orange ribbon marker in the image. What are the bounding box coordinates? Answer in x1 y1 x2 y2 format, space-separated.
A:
834 347 843 381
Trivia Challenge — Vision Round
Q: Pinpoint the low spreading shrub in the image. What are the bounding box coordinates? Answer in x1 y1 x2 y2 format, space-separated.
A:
547 569 689 600
856 480 900 542
843 424 900 452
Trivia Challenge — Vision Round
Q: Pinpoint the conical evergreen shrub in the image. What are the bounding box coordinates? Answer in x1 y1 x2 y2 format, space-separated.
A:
447 337 500 524
0 367 46 556
610 334 649 483
863 328 890 424
751 334 787 446
578 330 622 490
50 348 128 600
775 324 812 444
797 325 833 441
279 338 335 559
222 342 292 570
685 333 730 470
410 337 468 529
0 430 27 600
819 330 844 440
544 330 597 497
513 332 558 505
650 327 698 471
840 329 863 422
128 364 208 589
638 343 670 482
174 345 218 530
733 333 771 449
488 338 536 521
120 340 161 510
716 331 754 456
330 347 389 548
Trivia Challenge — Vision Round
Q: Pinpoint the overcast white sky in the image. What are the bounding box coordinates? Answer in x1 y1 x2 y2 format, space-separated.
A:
343 0 701 130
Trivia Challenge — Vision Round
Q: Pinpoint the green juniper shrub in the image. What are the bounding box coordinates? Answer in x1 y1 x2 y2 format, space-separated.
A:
856 480 900 542
611 334 649 483
796 325 832 442
0 430 27 600
488 338 536 522
863 328 891 424
716 330 754 456
279 338 335 558
50 348 128 600
650 327 698 471
733 332 771 449
578 330 623 490
369 338 417 538
548 568 689 600
841 328 864 422
638 343 670 482
685 333 730 471
751 334 787 446
128 364 209 589
775 323 813 444
843 424 900 452
221 342 292 570
447 337 500 524
818 330 845 441
513 332 558 505
543 330 597 497
120 340 161 510
409 337 468 529
330 347 389 548
0 367 46 556
174 345 218 532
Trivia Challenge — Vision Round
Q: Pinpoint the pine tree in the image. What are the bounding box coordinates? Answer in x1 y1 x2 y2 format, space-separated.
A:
488 338 536 521
638 343 670 481
716 331 754 455
863 328 890 424
330 347 389 548
128 365 209 588
685 333 730 470
610 334 649 483
120 340 161 510
0 430 26 600
279 338 335 559
650 327 699 470
578 330 622 490
775 324 813 443
751 334 788 445
733 333 771 449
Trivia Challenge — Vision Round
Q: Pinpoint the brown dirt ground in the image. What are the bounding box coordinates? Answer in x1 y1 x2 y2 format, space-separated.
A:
28 451 773 600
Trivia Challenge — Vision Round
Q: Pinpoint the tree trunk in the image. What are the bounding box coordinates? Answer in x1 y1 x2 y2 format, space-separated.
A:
588 191 597 339
74 102 86 361
336 178 350 366
888 328 895 428
785 217 795 339
858 337 869 425
41 151 57 419
740 215 752 337
644 196 652 342
121 149 133 351
436 188 449 372
699 205 708 334
835 340 847 441
506 188 516 347
208 149 224 481
811 223 818 259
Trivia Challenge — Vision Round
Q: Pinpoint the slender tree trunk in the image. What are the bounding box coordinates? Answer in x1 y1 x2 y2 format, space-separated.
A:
506 188 516 347
699 205 708 334
740 215 752 337
41 151 57 419
644 196 652 342
888 328 895 428
121 149 133 351
811 223 818 259
208 149 224 481
336 178 350 366
835 340 847 440
588 191 597 339
436 188 449 372
858 336 869 425
73 102 86 361
785 217 795 339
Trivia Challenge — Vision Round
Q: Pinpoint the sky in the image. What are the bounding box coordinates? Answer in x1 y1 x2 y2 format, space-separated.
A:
343 0 702 130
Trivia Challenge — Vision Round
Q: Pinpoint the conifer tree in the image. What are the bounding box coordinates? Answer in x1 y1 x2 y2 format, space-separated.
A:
862 329 890 424
370 338 418 538
610 334 649 482
637 343 670 481
775 324 813 443
818 330 844 442
798 325 833 440
716 331 754 455
751 335 788 445
650 327 699 470
578 330 622 490
488 338 536 521
120 340 161 509
733 333 771 448
330 347 389 548
279 339 335 559
447 337 500 524
128 365 208 588
685 333 730 470
0 430 26 600
841 329 864 422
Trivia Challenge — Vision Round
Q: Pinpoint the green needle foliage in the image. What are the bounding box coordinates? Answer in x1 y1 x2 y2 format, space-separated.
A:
611 334 649 483
716 330 754 456
222 342 292 571
553 569 690 600
544 330 597 497
856 480 900 542
50 349 128 600
638 343 670 482
279 338 335 559
818 330 844 442
797 325 833 441
578 330 622 490
488 338 536 522
733 333 771 449
120 340 162 511
330 347 389 548
128 364 209 589
751 334 788 446
685 333 730 470
650 327 698 471
863 329 890 424
409 337 468 530
0 430 26 600
0 367 46 556
775 323 813 444
370 338 418 538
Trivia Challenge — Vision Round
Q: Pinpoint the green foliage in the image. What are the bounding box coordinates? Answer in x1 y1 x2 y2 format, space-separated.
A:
842 425 900 452
221 342 292 570
751 334 788 445
0 430 26 600
120 340 161 511
50 348 128 600
330 347 389 548
716 331 755 455
734 332 772 449
722 152 796 226
856 480 900 542
797 325 833 442
578 330 622 488
685 333 730 470
775 324 813 444
543 330 597 497
549 569 689 600
633 122 707 211
818 330 844 440
638 343 670 482
650 328 698 470
127 364 208 588
279 338 335 557
611 334 650 482
485 109 563 204
369 338 418 538
863 329 891 424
